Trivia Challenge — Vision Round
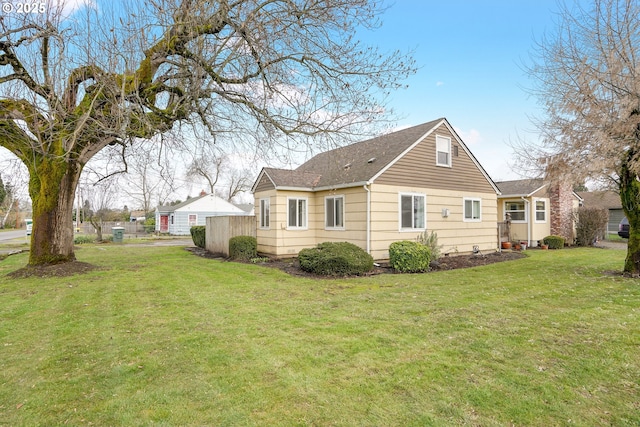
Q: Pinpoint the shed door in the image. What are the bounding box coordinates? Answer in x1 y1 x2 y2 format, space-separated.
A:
160 215 169 232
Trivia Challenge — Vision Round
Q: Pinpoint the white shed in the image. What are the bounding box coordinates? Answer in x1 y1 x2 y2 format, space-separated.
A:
155 193 249 235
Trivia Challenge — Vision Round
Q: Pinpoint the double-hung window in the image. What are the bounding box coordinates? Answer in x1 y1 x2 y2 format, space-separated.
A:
260 198 270 229
188 214 197 226
325 196 344 229
505 201 526 222
287 197 307 229
535 200 546 222
400 193 426 230
464 198 481 221
436 135 452 167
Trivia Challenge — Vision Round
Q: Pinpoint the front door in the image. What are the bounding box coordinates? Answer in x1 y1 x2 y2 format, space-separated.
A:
160 215 169 232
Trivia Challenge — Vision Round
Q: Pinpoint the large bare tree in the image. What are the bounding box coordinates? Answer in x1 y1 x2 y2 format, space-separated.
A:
521 0 640 274
0 0 415 266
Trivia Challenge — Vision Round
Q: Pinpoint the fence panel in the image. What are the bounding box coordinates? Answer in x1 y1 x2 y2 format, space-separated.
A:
206 216 256 257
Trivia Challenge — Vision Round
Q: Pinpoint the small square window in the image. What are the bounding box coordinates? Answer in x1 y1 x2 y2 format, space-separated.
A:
464 198 481 221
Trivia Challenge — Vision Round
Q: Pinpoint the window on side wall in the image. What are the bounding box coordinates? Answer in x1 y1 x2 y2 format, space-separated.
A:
400 193 426 230
325 196 344 229
464 198 481 221
535 200 546 222
505 201 526 222
260 198 270 229
188 214 197 226
436 135 452 167
287 197 307 229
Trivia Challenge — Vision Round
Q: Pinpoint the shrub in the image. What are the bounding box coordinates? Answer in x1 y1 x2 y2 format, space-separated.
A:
229 235 257 260
416 230 442 260
543 235 565 249
389 240 431 273
74 235 95 244
190 226 206 248
574 207 608 246
298 242 374 276
144 217 156 233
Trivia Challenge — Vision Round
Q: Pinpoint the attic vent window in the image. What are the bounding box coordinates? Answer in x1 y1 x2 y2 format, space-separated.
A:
367 157 376 164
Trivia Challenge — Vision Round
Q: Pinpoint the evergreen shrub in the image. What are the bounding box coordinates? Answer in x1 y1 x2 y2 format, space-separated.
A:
298 242 374 276
389 240 431 273
229 235 257 260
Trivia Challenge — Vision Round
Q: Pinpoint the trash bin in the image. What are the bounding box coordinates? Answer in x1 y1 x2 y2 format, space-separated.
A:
112 227 125 243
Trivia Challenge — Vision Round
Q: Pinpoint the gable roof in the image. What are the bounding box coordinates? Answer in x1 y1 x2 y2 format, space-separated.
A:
156 193 245 214
496 179 547 197
253 118 499 193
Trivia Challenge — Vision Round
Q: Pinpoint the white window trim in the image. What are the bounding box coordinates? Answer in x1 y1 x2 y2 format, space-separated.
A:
188 213 198 226
399 192 427 232
534 198 547 223
260 198 270 229
463 197 482 222
436 134 452 167
504 200 527 223
324 195 345 230
286 197 308 230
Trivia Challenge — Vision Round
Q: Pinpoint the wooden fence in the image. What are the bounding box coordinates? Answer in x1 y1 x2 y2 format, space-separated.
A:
76 221 147 235
206 216 256 257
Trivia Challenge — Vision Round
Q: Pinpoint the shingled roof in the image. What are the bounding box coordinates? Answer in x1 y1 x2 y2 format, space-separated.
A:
577 190 621 209
496 179 547 196
257 118 460 190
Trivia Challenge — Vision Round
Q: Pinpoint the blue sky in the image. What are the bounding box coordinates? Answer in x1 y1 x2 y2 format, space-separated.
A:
366 0 561 182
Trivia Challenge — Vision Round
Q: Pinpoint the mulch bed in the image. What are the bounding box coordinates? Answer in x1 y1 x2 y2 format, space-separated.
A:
186 246 527 278
7 261 100 279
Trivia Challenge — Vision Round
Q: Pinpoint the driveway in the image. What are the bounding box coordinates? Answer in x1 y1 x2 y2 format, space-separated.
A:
595 240 627 250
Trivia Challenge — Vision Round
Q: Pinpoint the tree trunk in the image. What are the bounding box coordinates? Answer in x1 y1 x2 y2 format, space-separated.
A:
28 158 82 266
619 153 640 275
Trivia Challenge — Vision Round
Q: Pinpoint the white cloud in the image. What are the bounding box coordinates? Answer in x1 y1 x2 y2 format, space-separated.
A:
436 81 445 87
456 127 482 145
50 0 95 16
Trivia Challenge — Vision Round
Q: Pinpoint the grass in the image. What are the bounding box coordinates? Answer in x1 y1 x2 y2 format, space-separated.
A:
0 245 639 426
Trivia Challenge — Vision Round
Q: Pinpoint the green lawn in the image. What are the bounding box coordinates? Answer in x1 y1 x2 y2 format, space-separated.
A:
1 245 638 426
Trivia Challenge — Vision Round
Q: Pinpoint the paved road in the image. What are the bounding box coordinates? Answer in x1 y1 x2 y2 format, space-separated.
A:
0 230 28 242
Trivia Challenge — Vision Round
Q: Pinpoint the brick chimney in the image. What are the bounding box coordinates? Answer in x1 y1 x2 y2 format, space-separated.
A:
549 180 575 244
199 189 207 197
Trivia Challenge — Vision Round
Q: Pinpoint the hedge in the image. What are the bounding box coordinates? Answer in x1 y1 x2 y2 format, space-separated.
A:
389 240 431 273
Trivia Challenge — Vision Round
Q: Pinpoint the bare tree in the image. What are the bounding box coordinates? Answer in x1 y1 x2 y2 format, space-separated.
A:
0 0 415 267
519 0 640 274
82 177 118 242
186 148 225 195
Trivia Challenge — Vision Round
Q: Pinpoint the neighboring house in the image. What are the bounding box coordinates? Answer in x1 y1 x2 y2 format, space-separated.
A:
129 210 147 222
496 179 582 246
234 203 255 216
577 190 623 236
251 118 500 260
155 193 248 235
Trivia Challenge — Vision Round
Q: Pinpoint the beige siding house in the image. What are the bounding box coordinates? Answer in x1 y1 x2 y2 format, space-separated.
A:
496 179 582 246
252 118 500 260
496 179 551 247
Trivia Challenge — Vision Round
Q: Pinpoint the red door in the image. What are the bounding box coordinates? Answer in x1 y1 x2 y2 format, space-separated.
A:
160 215 169 232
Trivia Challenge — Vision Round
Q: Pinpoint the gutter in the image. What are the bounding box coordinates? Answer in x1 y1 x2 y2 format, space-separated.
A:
521 196 531 247
363 183 371 254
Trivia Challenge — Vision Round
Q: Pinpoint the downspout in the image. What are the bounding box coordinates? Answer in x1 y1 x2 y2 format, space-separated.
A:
363 183 371 254
521 196 531 247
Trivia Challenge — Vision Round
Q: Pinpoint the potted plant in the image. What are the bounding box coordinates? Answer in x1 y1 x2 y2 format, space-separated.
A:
501 241 512 249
